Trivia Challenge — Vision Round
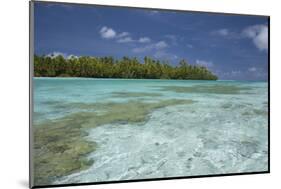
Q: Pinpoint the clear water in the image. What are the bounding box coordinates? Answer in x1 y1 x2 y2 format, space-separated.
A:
33 78 268 183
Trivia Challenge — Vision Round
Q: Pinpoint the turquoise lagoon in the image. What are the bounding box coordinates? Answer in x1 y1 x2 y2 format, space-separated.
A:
33 78 268 184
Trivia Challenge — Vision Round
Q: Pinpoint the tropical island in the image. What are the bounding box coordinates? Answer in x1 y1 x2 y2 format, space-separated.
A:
34 55 218 80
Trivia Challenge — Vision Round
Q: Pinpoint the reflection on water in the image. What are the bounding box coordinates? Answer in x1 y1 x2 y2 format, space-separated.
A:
33 78 268 185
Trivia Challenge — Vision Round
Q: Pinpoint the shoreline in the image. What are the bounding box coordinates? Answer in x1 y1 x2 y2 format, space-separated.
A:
32 77 267 82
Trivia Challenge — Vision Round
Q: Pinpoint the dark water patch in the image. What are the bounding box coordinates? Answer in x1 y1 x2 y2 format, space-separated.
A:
242 108 268 117
111 92 163 98
38 86 64 92
155 85 252 95
241 111 252 116
221 103 251 110
193 151 203 158
253 109 268 116
40 101 107 115
263 101 268 106
33 99 195 185
81 99 195 128
33 112 45 122
202 139 219 149
40 100 62 106
221 103 232 109
237 141 259 158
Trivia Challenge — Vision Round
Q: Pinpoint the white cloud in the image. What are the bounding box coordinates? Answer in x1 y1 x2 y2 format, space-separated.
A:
212 29 229 36
117 37 134 43
46 52 67 58
67 55 79 59
99 26 132 43
45 52 79 59
195 59 214 68
138 37 151 43
117 32 130 38
133 41 168 53
243 25 268 51
248 67 257 72
118 36 152 43
99 26 116 39
99 26 153 45
155 41 168 48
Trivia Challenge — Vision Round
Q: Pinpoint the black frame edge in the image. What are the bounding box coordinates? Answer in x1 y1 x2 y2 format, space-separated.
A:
29 0 35 188
267 16 270 173
32 171 270 189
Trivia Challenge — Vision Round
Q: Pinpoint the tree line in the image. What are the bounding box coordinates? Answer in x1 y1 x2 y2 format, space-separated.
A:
34 55 218 80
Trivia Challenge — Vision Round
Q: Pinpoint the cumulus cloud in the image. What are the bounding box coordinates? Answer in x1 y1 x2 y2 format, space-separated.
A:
138 37 151 43
243 25 268 51
45 52 79 59
99 26 116 39
117 32 130 38
116 36 152 44
46 52 67 58
155 41 168 48
67 55 79 59
99 26 153 45
195 59 214 68
133 41 168 53
211 25 268 51
99 26 132 43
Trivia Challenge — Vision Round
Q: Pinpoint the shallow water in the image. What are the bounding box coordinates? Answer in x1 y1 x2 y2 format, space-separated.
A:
33 78 268 184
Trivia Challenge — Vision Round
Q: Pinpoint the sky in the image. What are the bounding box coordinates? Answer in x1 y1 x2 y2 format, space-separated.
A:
34 2 269 80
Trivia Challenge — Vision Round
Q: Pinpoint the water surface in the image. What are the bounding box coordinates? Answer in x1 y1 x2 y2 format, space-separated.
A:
33 78 268 184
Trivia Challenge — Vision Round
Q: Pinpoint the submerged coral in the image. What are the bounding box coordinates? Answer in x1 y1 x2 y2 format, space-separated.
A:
157 85 253 94
111 92 163 98
33 99 194 185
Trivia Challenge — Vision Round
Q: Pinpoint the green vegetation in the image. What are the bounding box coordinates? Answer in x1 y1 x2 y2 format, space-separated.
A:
34 55 218 80
157 84 252 94
33 99 195 185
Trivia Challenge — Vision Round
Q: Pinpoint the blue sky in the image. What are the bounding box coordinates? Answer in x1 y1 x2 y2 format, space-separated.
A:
34 2 269 80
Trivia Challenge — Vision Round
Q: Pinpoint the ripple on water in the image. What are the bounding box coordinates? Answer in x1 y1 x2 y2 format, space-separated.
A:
55 98 268 184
